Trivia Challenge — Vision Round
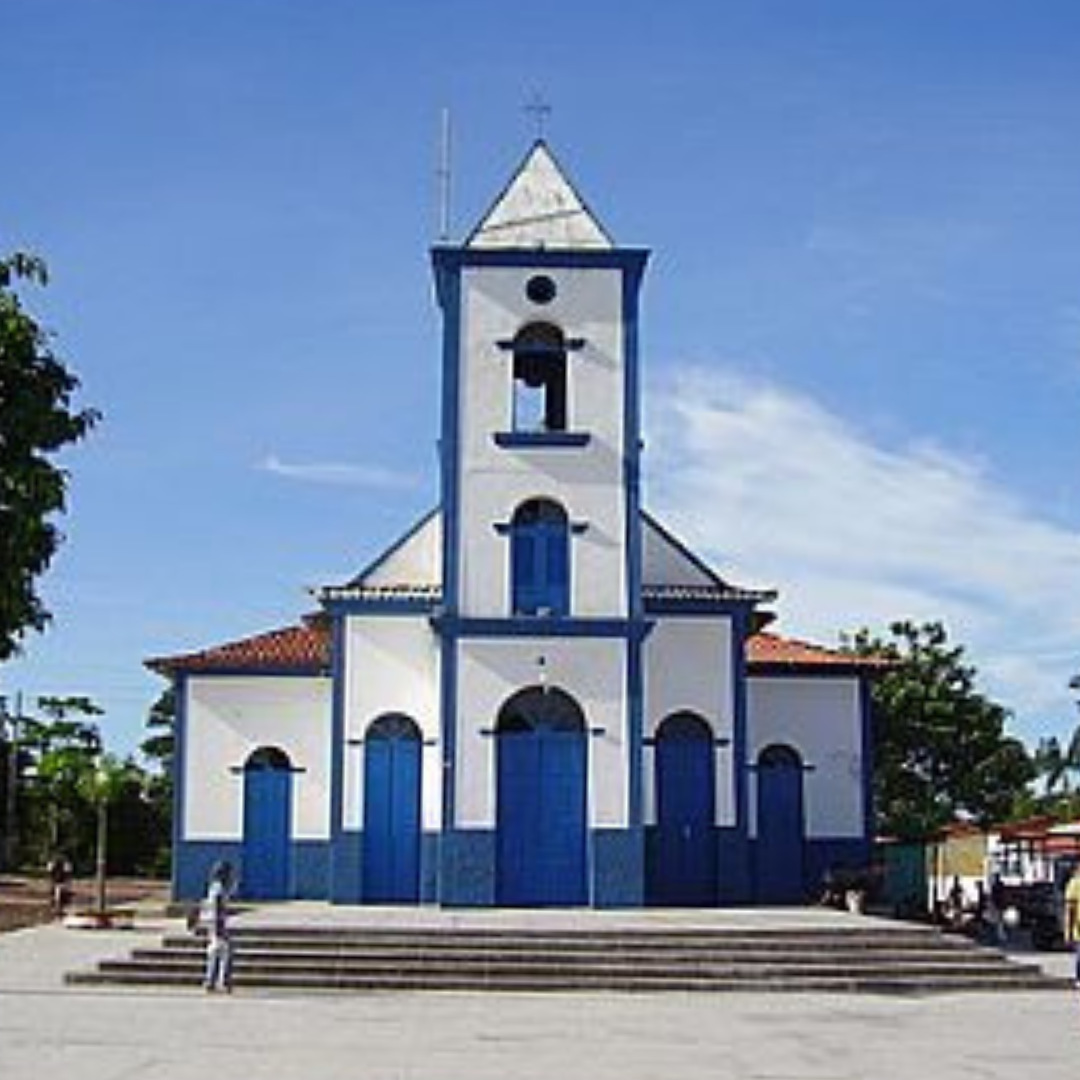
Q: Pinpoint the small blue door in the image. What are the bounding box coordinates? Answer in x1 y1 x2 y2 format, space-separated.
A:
511 500 570 616
242 748 292 899
496 688 587 906
651 714 717 905
756 745 805 904
363 715 422 902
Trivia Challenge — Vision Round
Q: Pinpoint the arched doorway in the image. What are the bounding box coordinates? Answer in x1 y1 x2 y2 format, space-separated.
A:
496 686 587 906
242 746 292 899
649 712 717 905
756 744 806 903
362 714 423 902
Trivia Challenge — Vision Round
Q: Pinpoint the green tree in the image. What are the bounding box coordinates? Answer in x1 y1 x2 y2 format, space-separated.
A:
137 687 174 875
19 696 103 867
846 621 1034 840
0 252 99 661
140 687 175 782
78 754 139 912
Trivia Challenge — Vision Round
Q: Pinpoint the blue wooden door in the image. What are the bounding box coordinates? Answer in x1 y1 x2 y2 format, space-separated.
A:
497 726 587 906
363 718 422 902
511 506 569 616
756 747 805 903
651 715 717 905
242 763 291 899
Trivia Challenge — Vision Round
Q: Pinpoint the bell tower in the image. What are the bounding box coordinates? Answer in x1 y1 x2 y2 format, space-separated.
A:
432 141 649 624
431 142 650 906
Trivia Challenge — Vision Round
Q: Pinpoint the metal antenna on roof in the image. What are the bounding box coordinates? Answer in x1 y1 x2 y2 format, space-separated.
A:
436 107 453 243
523 91 551 140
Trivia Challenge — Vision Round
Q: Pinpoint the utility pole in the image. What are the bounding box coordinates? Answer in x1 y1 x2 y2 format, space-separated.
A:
1 692 22 872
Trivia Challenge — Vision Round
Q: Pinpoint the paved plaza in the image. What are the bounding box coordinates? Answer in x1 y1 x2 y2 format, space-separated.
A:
1 909 1078 1080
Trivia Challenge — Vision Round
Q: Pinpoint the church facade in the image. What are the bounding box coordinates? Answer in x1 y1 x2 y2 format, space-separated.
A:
153 143 880 907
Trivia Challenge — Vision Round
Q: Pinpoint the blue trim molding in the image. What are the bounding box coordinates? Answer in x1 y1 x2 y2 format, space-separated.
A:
493 431 591 449
432 615 652 640
725 609 753 903
432 246 650 279
860 676 875 844
328 614 349 901
170 674 188 900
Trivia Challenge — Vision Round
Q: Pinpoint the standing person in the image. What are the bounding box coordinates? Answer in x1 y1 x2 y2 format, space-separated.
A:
1065 863 1080 988
202 861 236 994
987 874 1008 945
47 854 73 919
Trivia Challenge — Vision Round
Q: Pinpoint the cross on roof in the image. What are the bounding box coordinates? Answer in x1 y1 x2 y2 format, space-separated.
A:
523 92 552 138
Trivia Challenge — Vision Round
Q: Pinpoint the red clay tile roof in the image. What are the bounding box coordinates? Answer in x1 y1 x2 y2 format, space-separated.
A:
146 623 330 675
149 623 880 677
746 631 888 672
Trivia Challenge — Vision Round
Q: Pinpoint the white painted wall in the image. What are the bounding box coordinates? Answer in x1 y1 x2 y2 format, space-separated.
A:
746 676 865 839
341 616 442 831
456 266 628 618
183 676 332 841
643 617 735 827
454 637 629 829
641 516 717 588
363 512 441 588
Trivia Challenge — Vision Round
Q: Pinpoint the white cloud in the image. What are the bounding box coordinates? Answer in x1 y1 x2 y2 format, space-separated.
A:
259 454 419 491
646 366 1080 741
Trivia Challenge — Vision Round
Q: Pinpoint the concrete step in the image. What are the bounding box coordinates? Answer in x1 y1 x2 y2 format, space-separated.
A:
67 923 1067 995
160 929 960 954
128 945 1019 970
66 965 1064 994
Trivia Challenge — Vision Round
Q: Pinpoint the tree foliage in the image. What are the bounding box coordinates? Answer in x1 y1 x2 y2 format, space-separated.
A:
0 252 99 661
1025 671 1080 820
846 621 1034 840
11 696 167 875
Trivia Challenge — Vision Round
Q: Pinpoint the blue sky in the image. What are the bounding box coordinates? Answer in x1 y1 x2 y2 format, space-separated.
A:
4 0 1080 754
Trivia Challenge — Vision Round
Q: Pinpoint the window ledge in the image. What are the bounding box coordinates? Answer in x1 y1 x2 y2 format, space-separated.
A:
494 431 591 449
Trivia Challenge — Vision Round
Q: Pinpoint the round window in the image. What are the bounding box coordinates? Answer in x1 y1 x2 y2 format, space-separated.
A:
525 274 557 305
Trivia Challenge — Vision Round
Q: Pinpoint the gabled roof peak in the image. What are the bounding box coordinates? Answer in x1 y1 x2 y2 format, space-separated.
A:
467 141 613 251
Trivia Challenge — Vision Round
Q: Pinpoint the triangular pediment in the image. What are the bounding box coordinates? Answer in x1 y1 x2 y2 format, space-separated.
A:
352 509 442 589
467 141 613 250
641 512 722 589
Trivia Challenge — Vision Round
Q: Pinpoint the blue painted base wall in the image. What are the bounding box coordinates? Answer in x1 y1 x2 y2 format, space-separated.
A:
802 837 872 899
331 831 441 904
439 830 497 906
745 836 873 903
174 839 329 901
175 833 871 907
593 828 644 907
716 828 753 905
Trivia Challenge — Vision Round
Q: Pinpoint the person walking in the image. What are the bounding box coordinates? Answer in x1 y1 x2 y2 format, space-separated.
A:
1065 863 1080 988
201 861 236 994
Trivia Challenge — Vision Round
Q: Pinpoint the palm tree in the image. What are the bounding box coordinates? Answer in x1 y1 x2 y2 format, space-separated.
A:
78 755 133 915
1035 736 1071 796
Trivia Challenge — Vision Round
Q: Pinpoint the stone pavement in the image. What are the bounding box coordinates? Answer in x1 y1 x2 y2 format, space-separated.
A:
1 911 1078 1080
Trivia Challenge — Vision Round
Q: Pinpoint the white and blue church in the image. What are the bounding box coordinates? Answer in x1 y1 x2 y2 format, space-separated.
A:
153 142 880 908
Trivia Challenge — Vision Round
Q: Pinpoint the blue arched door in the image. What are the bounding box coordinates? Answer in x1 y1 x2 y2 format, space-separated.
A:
756 744 806 903
242 747 292 899
650 713 717 905
363 715 422 902
510 499 570 617
497 687 587 906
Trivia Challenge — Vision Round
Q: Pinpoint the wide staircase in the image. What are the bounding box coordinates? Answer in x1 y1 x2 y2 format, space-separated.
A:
66 919 1067 994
